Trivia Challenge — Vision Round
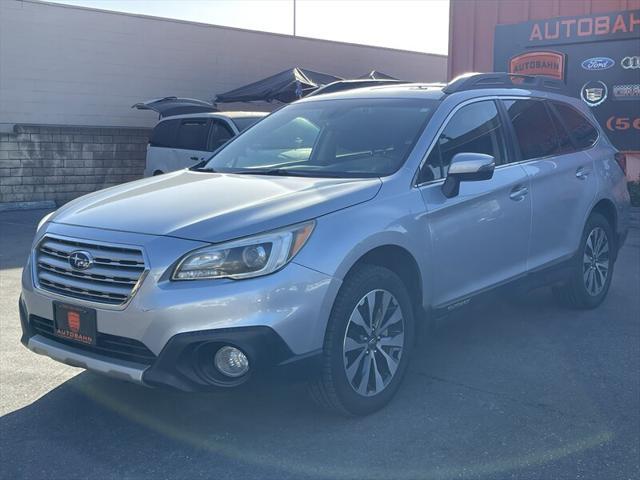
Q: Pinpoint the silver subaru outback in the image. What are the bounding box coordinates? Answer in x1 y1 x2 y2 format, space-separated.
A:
20 74 631 415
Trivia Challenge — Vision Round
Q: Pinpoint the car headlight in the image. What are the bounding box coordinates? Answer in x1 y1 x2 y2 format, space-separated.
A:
172 221 315 280
37 211 55 232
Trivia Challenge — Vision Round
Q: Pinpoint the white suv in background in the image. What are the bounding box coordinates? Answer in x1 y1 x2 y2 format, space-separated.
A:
144 112 267 177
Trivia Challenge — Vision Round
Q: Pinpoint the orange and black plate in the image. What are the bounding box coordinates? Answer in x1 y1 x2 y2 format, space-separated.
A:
53 302 97 346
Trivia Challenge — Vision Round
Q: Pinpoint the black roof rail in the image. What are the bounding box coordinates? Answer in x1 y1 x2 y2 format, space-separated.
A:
443 72 565 94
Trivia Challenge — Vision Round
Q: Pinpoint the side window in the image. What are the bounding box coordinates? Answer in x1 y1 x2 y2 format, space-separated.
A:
548 103 574 154
149 119 179 148
503 99 561 160
552 102 598 150
421 100 507 182
208 121 234 151
176 119 210 151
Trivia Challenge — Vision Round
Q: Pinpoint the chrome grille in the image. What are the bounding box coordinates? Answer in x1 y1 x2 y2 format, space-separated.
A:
35 235 146 306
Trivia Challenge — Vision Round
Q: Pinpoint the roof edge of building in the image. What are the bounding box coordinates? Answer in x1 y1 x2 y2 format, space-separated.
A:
21 0 448 59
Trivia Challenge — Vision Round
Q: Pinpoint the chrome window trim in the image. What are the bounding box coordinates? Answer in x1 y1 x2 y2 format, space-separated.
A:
31 233 150 311
413 95 601 189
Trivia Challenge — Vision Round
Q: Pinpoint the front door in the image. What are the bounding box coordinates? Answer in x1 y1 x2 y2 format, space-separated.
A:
417 99 532 307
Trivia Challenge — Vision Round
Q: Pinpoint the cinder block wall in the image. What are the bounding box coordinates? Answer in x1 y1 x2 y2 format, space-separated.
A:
0 125 150 207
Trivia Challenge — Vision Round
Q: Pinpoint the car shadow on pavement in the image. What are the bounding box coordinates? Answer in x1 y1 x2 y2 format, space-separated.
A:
2 287 635 480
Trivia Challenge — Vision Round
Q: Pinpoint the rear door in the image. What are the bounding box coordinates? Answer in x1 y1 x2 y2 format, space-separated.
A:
146 118 212 175
418 99 532 307
173 118 212 168
146 118 180 176
502 99 598 270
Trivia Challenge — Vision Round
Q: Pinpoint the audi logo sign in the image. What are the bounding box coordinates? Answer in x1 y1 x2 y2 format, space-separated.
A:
621 56 640 69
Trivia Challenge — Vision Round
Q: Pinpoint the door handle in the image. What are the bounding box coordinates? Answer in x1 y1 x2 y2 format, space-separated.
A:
509 185 529 201
576 167 591 180
190 156 199 161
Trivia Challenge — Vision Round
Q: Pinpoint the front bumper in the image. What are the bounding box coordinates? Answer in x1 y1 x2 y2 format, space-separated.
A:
20 298 321 390
20 223 340 390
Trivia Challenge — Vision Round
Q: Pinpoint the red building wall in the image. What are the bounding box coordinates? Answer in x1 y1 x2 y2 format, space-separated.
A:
448 0 640 79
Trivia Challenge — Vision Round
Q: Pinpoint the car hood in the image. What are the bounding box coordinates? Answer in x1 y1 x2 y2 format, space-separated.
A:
51 170 382 243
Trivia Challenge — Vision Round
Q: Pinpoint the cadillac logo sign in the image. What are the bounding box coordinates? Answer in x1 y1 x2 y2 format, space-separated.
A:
581 57 615 71
68 250 93 270
509 51 565 80
580 80 608 107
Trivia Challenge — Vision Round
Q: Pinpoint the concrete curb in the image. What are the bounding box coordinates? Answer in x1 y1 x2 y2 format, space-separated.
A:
0 201 56 212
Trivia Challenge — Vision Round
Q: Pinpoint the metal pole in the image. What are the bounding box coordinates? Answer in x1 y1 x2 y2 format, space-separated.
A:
293 0 296 36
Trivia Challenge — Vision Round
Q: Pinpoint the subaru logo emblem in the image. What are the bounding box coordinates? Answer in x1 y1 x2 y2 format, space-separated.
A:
581 57 614 71
68 250 93 270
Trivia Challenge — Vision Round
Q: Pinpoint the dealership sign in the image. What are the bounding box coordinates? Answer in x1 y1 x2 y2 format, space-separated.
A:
510 51 565 80
527 10 639 44
494 9 640 151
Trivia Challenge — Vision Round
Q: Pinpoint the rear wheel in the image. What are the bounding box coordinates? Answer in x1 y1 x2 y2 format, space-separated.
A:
153 170 164 176
308 265 414 416
553 212 614 309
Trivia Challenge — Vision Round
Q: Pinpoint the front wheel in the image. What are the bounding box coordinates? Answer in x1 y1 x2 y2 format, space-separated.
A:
553 212 615 309
308 265 415 416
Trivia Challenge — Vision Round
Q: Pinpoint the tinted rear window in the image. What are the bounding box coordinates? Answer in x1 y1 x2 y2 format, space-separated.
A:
176 120 209 150
149 119 179 147
548 105 574 155
504 99 560 160
552 102 598 150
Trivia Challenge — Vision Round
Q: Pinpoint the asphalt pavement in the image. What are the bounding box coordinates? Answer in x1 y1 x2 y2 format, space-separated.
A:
1 208 638 480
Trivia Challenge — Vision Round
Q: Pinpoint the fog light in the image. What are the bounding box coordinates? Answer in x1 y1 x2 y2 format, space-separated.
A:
214 346 249 377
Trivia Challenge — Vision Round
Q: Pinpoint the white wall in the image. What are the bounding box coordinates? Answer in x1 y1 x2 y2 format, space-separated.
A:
0 0 447 128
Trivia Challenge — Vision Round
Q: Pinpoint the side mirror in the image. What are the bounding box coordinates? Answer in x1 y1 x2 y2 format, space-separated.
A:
442 153 495 198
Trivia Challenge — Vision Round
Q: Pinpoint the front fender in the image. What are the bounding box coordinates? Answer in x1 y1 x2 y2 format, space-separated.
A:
293 187 432 308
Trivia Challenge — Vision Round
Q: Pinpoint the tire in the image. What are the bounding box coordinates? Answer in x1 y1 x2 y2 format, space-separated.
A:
153 170 164 176
553 212 615 309
308 264 415 416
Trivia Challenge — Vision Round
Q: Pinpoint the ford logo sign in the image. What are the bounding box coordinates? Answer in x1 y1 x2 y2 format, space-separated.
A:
581 57 614 71
69 250 93 270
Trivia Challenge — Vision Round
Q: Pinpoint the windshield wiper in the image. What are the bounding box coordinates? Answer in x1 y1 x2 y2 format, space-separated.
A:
190 165 217 173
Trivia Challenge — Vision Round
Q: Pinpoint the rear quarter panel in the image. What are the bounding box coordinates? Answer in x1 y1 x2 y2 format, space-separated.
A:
588 141 631 238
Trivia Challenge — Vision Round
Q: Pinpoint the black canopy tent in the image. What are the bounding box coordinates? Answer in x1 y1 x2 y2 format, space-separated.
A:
214 67 342 104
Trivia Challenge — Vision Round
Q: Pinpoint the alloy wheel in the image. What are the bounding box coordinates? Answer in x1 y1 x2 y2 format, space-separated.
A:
583 226 610 297
342 289 405 397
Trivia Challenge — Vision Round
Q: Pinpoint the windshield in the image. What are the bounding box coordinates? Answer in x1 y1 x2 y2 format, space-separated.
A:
203 98 437 177
232 116 264 131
